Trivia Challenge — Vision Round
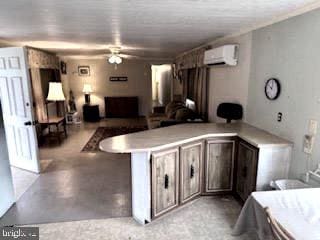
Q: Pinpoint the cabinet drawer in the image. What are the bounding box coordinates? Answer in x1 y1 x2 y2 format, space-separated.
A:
205 139 235 193
180 141 203 203
151 148 179 218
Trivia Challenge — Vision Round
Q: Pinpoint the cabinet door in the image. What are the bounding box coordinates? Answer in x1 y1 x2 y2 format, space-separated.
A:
180 141 203 203
151 148 179 218
205 140 235 193
236 141 258 201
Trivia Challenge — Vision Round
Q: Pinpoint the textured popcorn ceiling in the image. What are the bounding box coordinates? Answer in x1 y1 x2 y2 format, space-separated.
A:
0 0 319 59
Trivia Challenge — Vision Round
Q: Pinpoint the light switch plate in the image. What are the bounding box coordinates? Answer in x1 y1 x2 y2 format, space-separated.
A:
303 134 314 154
309 119 318 135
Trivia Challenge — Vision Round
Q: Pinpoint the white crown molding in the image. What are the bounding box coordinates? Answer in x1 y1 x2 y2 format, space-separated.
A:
176 1 320 58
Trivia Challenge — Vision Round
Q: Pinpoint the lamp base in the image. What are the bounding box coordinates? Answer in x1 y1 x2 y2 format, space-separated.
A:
85 94 90 104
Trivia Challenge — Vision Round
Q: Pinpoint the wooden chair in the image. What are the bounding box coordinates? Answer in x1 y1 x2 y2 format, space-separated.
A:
264 207 295 240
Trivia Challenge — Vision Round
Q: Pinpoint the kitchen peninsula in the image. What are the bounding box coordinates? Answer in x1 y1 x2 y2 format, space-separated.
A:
100 123 292 224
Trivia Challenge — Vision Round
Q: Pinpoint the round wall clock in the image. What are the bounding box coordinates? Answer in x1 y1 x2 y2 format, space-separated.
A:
265 78 281 100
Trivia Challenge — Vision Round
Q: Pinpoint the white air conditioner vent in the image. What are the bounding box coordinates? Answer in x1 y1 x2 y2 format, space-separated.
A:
204 44 238 66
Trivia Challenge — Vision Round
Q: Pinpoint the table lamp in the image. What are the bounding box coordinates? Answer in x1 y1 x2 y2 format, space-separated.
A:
46 82 66 121
83 83 92 104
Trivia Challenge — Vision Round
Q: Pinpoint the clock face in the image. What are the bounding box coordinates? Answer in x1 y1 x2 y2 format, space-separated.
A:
265 78 281 100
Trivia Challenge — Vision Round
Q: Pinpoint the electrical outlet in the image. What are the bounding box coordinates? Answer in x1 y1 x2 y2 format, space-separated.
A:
277 112 282 122
309 119 318 135
303 134 315 154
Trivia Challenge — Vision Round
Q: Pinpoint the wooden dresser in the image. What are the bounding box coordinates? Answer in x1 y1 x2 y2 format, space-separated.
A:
105 97 139 118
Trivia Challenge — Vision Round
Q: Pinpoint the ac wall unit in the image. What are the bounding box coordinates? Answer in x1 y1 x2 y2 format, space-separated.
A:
204 44 238 66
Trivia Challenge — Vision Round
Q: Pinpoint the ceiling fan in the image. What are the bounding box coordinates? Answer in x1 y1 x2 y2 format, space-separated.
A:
107 47 143 65
108 47 122 64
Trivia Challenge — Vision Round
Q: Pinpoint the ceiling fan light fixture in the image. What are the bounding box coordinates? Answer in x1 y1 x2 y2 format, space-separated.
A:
108 55 116 64
108 46 123 65
115 56 122 64
108 54 122 65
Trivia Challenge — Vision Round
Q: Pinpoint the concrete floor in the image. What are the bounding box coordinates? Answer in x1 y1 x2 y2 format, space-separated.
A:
0 118 146 226
11 160 53 201
10 167 39 201
40 117 148 161
33 197 256 240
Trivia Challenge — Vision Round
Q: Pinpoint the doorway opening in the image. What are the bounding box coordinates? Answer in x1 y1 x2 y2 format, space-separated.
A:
151 64 172 108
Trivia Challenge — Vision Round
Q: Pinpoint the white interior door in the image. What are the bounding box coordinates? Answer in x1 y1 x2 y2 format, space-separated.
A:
0 47 40 173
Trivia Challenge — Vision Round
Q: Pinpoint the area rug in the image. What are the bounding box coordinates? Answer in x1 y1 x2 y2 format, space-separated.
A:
82 126 148 152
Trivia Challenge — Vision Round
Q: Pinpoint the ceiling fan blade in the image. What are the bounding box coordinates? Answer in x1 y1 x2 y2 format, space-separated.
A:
118 53 140 59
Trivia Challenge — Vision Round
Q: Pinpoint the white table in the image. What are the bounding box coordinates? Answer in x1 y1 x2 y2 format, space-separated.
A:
233 188 320 240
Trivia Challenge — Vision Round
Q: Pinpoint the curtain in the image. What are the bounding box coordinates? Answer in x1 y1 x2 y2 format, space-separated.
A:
28 48 60 121
181 69 189 101
176 46 209 121
175 47 207 70
195 67 208 121
29 68 47 121
181 67 208 121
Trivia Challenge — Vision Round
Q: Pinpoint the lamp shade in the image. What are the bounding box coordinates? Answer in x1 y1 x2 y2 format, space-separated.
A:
82 84 93 94
47 82 65 101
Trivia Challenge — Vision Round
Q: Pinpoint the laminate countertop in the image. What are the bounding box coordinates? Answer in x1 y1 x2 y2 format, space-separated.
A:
99 123 292 153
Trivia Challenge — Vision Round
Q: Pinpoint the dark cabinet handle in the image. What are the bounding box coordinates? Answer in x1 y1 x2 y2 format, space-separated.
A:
190 165 194 178
24 120 38 126
164 174 169 189
24 121 32 126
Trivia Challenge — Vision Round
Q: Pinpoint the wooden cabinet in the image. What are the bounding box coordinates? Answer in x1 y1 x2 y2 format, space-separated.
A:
147 136 289 223
180 141 203 203
205 139 235 193
83 104 100 122
235 141 258 201
151 148 179 218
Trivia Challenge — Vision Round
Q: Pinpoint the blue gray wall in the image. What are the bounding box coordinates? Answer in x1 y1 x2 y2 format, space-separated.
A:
0 101 15 217
246 8 320 178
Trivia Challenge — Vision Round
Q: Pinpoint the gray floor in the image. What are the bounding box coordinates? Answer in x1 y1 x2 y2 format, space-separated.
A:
10 167 39 201
11 160 53 201
0 118 147 226
33 196 256 240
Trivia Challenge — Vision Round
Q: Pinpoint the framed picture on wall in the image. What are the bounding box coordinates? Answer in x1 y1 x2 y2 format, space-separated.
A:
78 66 90 76
60 61 67 74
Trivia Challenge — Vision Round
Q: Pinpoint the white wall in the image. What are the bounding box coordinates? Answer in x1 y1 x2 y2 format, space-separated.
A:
61 58 152 117
200 8 320 178
246 8 320 178
207 33 252 122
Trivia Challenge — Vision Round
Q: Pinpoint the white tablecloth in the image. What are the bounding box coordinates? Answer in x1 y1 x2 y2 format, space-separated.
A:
233 188 320 240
